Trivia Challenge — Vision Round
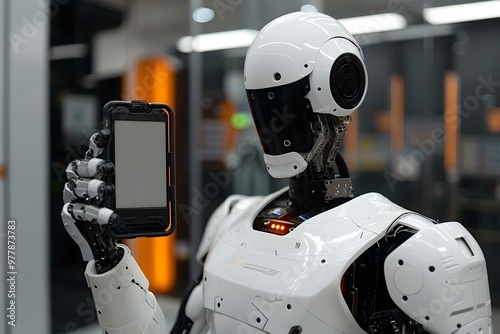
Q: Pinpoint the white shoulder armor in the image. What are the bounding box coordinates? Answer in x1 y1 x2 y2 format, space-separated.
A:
184 194 265 334
196 194 264 264
385 221 492 334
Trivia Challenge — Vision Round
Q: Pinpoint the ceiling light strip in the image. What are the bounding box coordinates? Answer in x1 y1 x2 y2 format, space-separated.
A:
424 0 500 25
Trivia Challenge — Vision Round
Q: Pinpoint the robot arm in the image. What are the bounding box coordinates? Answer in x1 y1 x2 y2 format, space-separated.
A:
61 131 168 334
384 220 492 334
85 244 167 334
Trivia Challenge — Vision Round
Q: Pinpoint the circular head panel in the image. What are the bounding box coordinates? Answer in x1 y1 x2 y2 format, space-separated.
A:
330 54 366 110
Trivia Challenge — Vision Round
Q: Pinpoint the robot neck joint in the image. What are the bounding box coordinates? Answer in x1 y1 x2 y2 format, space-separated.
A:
289 176 353 211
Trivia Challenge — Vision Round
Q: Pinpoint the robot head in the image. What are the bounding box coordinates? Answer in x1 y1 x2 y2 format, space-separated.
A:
244 12 367 178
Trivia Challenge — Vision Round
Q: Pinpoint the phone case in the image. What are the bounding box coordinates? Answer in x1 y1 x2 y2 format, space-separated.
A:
102 100 176 239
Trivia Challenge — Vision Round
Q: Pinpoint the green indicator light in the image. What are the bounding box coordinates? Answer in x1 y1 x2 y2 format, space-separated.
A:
231 112 252 129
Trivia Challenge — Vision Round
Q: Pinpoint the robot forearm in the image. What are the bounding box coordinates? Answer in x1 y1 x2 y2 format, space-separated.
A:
85 244 168 334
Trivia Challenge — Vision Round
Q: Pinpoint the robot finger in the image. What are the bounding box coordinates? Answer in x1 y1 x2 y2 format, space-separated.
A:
65 158 114 180
64 202 119 227
61 202 120 261
86 129 111 159
65 129 114 180
63 178 115 204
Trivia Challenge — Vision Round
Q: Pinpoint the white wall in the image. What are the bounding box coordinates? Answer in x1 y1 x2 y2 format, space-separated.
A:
0 0 5 328
0 0 50 332
92 0 189 78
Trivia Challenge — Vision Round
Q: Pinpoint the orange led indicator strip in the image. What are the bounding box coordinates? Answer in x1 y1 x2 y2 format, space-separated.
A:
444 71 458 173
270 222 287 232
0 166 5 179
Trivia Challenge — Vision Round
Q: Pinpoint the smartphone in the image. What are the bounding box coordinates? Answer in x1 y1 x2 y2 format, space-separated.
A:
102 100 175 239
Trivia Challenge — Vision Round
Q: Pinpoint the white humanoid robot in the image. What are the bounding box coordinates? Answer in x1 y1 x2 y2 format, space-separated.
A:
62 12 493 334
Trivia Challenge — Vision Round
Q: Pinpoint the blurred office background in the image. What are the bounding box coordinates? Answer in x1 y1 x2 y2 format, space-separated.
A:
1 0 500 332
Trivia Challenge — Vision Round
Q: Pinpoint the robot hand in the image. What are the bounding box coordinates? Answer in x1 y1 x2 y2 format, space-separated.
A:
61 129 169 333
61 129 123 273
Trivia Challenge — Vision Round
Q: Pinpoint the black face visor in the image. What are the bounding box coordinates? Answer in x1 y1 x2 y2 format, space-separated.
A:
246 76 315 156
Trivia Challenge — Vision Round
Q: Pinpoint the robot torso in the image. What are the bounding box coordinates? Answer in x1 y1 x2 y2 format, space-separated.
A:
200 187 492 334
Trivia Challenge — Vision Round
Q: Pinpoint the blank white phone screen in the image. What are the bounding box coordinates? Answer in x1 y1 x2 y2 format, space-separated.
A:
114 120 167 209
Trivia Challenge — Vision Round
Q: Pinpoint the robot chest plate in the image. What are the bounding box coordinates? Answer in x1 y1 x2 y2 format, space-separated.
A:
202 190 410 333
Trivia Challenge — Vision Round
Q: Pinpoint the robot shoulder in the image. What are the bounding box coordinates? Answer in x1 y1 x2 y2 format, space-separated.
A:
384 221 492 333
195 193 265 264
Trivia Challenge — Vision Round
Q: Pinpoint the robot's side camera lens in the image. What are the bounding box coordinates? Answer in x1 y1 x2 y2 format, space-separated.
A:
330 53 366 109
268 92 275 99
284 140 291 147
273 72 281 81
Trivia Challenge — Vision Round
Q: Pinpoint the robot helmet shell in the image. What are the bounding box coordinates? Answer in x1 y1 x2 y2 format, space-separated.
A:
243 11 369 178
244 11 368 117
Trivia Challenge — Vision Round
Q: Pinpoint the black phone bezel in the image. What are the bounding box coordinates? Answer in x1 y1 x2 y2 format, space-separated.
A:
102 100 176 239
